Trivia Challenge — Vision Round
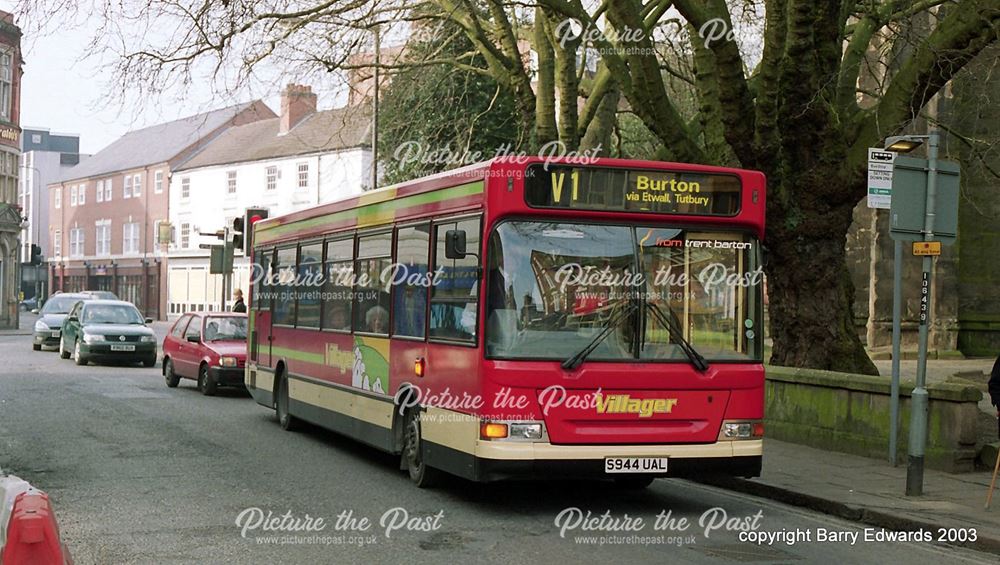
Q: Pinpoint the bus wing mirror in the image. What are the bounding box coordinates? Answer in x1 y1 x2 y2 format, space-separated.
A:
445 230 467 260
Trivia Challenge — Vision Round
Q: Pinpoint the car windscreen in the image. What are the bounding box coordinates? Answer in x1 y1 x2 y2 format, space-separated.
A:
204 317 248 341
81 304 144 325
40 296 83 314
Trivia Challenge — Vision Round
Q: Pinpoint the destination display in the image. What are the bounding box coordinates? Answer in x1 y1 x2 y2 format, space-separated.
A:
524 165 742 215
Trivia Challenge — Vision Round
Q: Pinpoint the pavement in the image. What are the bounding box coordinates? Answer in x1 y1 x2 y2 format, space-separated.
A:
702 438 1000 555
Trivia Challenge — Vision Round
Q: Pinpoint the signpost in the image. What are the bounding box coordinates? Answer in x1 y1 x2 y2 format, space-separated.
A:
868 149 896 209
869 147 900 466
886 133 961 496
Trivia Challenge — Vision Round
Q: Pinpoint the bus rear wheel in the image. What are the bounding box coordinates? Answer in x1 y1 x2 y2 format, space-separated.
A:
275 373 299 431
403 409 442 488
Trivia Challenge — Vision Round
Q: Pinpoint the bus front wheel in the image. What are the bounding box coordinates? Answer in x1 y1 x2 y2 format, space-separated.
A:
403 409 442 488
275 373 299 431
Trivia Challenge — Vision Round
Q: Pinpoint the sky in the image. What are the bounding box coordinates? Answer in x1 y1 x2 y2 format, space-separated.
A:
3 2 352 155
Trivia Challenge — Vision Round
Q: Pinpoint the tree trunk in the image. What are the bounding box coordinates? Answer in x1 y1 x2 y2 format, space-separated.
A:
765 182 878 375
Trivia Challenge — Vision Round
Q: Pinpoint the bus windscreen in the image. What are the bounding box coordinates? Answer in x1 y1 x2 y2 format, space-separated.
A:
524 165 742 216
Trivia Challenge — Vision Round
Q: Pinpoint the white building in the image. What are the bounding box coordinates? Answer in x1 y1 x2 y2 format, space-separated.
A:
166 85 372 317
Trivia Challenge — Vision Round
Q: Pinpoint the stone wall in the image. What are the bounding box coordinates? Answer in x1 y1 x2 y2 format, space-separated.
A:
765 365 982 472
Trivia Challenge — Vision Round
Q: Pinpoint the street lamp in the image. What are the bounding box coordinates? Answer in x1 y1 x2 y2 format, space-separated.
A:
883 131 941 496
884 136 927 154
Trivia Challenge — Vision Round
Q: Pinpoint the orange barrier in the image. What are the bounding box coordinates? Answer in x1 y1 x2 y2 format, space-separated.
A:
1 489 72 564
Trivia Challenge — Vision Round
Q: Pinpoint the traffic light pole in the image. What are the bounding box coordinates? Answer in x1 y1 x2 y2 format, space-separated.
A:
221 227 229 312
906 132 939 496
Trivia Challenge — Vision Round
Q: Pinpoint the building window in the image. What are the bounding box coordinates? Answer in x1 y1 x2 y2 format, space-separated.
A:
96 220 111 256
79 183 86 205
154 170 163 194
266 166 277 191
180 223 190 249
181 177 190 199
0 51 11 121
124 175 133 198
123 222 140 254
227 170 237 194
70 185 78 207
55 187 61 209
104 179 112 201
70 227 84 258
133 174 142 197
297 162 309 189
96 180 104 203
53 229 61 257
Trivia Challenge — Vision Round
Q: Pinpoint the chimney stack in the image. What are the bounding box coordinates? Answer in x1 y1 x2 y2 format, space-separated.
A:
279 84 317 134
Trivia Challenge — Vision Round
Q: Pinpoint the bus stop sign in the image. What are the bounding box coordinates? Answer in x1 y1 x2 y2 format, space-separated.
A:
889 155 960 245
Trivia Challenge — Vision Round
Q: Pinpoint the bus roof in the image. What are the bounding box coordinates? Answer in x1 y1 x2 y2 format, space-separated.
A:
253 157 766 246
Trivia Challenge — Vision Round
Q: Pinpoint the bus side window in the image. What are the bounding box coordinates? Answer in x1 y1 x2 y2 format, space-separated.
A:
322 238 353 331
273 247 297 325
430 218 480 342
393 225 430 338
296 243 323 328
353 232 392 335
253 249 272 311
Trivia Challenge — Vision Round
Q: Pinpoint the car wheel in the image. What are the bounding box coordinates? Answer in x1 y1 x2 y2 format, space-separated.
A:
74 340 89 366
142 354 156 368
402 409 442 488
198 364 217 396
275 373 299 431
164 359 180 388
59 336 70 359
32 343 41 351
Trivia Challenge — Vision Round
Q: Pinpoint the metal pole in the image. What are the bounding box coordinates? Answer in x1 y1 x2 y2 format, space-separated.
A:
370 25 380 191
906 132 938 496
890 237 902 465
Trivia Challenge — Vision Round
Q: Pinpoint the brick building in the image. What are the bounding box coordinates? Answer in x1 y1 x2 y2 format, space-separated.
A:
0 10 22 330
48 101 274 319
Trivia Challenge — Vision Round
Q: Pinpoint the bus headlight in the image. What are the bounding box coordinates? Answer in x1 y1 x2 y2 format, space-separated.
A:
508 423 543 440
480 420 546 441
219 356 238 367
719 421 764 440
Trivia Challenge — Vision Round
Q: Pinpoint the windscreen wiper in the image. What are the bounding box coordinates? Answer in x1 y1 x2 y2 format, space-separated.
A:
644 301 710 373
561 301 638 370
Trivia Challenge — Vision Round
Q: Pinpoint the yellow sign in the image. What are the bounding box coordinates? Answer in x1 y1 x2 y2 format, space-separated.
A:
912 242 942 256
595 394 678 418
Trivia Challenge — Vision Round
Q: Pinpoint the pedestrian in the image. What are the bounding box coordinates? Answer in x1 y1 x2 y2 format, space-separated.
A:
232 288 247 313
990 353 1000 437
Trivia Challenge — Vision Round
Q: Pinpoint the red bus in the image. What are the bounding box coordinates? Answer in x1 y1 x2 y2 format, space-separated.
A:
246 157 766 487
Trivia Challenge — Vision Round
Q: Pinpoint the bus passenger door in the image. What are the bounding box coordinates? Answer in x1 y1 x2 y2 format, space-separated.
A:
251 249 274 369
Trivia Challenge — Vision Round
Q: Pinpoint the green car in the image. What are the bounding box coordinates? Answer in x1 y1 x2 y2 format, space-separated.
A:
60 300 157 367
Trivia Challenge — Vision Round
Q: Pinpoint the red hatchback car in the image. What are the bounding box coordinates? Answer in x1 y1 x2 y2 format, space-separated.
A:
162 312 248 395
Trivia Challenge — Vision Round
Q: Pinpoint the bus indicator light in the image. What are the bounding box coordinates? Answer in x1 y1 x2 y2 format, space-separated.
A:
414 357 426 378
480 422 508 439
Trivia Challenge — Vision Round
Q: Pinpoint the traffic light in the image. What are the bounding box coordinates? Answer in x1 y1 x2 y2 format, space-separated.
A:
29 244 42 266
233 207 269 255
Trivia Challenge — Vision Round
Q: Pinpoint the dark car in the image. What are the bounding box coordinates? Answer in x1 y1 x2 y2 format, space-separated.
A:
20 296 39 312
162 312 247 395
60 300 157 367
32 293 92 351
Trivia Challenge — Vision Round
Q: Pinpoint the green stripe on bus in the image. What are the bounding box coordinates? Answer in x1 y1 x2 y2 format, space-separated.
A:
270 345 325 365
257 181 484 243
